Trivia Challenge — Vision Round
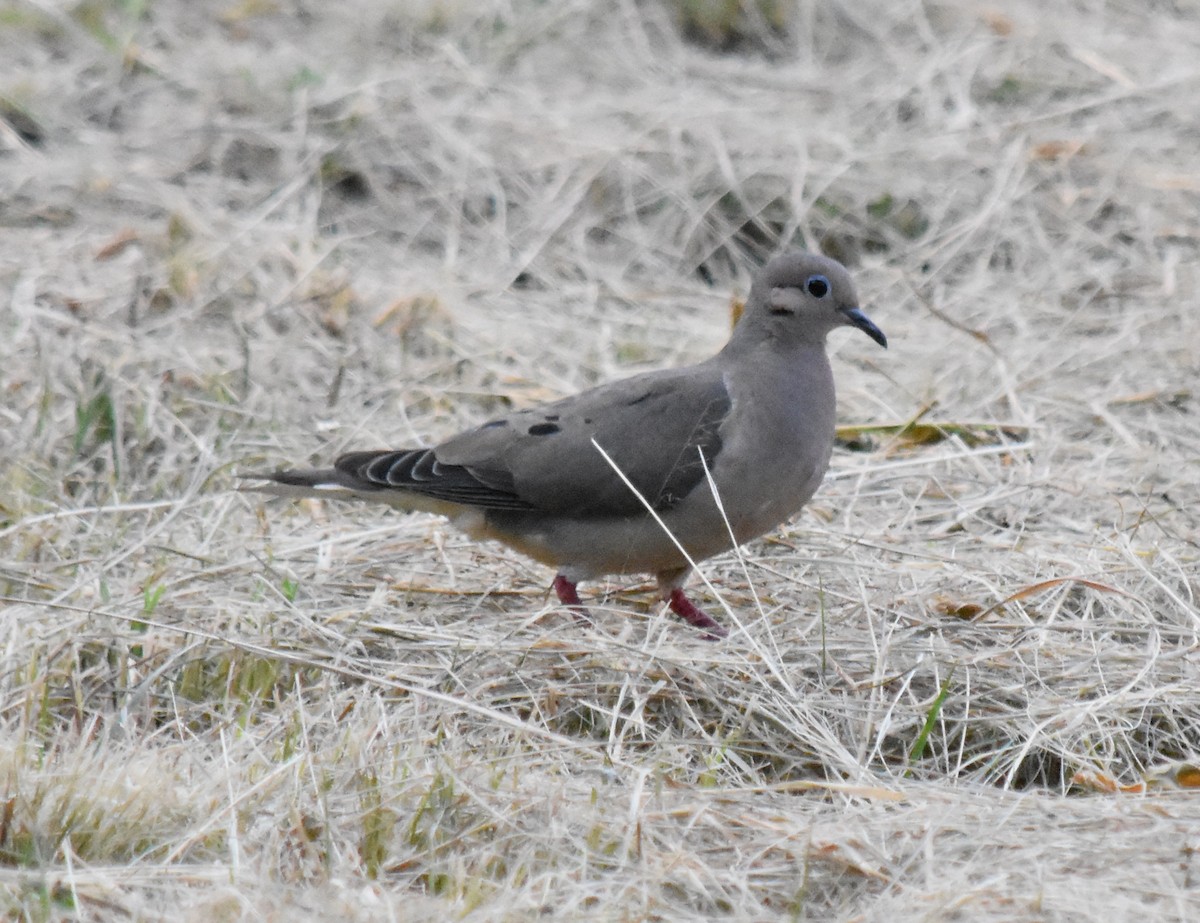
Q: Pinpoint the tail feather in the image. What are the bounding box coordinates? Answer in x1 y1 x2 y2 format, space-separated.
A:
238 468 366 499
238 465 465 515
242 445 534 514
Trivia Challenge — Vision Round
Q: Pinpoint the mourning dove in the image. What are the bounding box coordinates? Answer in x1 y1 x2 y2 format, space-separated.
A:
246 251 886 638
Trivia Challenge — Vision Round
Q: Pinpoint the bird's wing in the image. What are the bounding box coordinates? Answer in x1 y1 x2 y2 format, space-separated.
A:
431 364 732 516
322 365 732 516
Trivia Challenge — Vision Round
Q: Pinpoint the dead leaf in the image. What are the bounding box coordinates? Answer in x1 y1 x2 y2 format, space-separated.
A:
1071 769 1145 794
972 576 1139 621
1145 761 1200 790
981 11 1014 36
933 596 985 620
220 0 281 25
95 227 139 261
730 295 746 329
371 294 444 338
1030 140 1086 162
835 419 1030 450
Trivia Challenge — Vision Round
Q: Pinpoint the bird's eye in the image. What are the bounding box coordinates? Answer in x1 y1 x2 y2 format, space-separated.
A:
805 274 830 298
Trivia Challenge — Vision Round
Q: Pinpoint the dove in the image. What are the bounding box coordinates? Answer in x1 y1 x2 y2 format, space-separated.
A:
246 251 885 638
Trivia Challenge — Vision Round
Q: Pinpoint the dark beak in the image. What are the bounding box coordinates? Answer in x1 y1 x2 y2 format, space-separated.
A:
840 306 887 348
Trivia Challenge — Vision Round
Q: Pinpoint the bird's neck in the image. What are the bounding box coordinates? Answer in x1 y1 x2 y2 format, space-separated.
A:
719 319 830 363
721 311 830 356
719 334 834 399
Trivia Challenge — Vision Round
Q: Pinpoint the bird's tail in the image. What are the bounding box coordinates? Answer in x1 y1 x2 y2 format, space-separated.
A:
238 461 463 515
238 467 376 500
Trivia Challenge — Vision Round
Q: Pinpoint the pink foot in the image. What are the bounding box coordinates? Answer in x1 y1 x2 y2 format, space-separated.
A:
552 574 593 625
667 588 727 640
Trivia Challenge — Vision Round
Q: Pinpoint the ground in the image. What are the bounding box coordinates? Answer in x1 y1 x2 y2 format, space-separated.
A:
2 0 1199 920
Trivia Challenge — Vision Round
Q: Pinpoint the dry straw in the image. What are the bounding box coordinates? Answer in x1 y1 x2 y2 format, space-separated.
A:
1 0 1198 919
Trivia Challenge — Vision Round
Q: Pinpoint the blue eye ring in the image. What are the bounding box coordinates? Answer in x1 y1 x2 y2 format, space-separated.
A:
805 274 830 298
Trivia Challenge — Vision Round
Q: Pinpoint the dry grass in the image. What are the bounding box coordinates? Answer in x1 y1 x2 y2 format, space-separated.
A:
2 0 1200 919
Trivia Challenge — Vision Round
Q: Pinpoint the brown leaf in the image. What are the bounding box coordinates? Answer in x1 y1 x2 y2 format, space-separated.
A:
1071 769 1145 794
933 596 985 620
1030 140 1085 162
972 576 1138 621
95 227 139 261
1145 761 1200 790
981 11 1014 36
729 295 746 329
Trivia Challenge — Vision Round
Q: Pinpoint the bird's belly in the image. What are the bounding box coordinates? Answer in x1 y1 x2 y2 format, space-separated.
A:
473 454 827 580
472 510 705 579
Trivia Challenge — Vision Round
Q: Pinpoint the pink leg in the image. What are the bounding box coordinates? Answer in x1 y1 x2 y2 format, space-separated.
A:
667 588 727 640
552 574 593 624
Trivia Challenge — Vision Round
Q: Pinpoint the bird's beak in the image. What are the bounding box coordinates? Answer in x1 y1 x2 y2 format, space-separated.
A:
839 306 887 348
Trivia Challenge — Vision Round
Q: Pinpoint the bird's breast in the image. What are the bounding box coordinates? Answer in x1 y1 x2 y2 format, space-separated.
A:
709 349 837 540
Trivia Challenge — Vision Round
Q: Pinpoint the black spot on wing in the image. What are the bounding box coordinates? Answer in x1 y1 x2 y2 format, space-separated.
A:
485 372 736 517
527 422 560 436
333 449 534 511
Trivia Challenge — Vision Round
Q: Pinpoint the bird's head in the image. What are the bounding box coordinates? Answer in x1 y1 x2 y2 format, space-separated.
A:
741 251 887 349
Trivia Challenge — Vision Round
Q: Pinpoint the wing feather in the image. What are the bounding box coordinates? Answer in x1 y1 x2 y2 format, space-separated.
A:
333 449 535 511
436 364 731 517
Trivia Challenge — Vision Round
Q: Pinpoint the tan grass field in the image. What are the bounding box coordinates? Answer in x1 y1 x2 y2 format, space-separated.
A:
3 0 1200 919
